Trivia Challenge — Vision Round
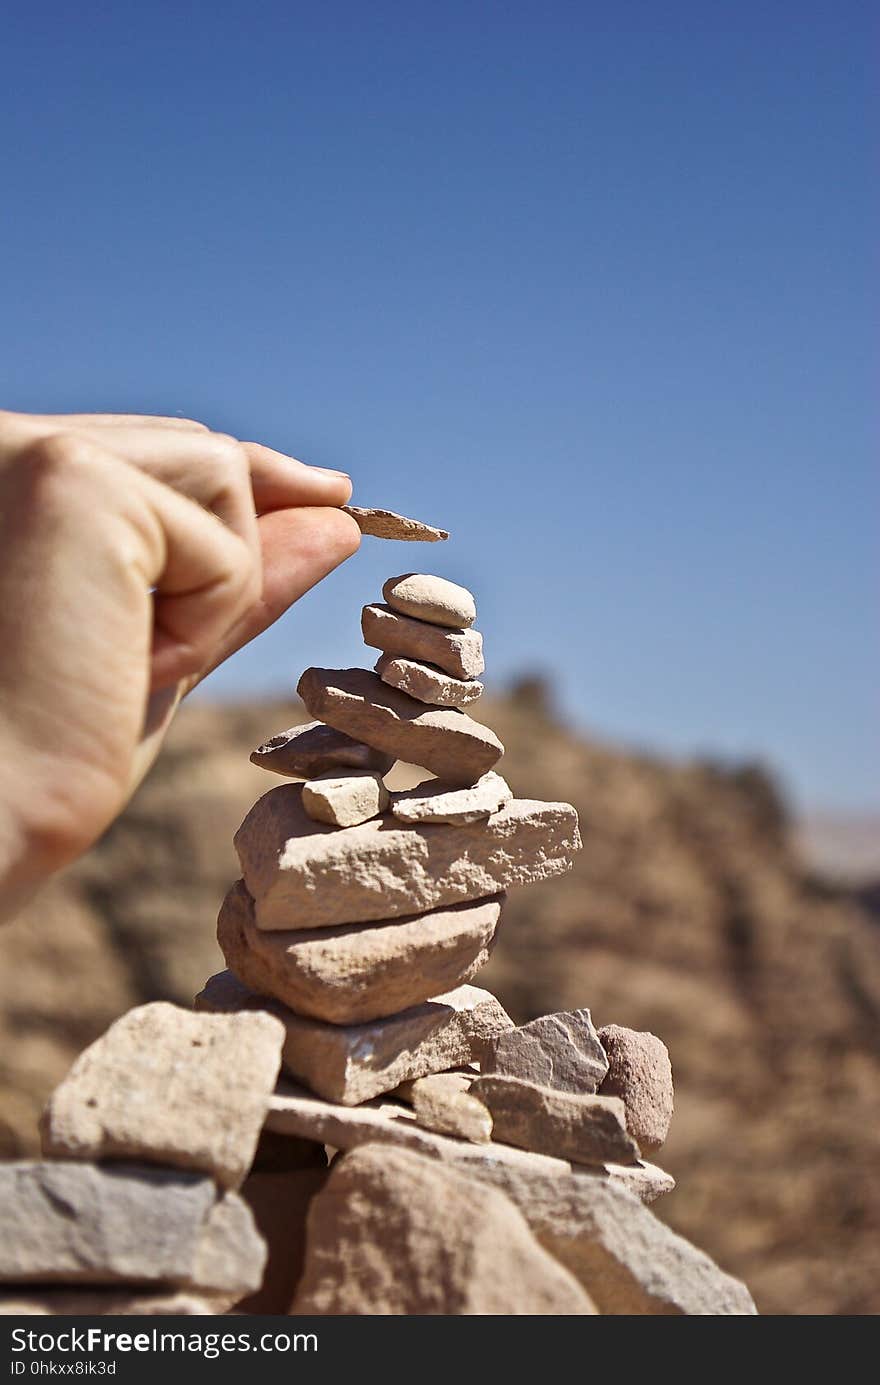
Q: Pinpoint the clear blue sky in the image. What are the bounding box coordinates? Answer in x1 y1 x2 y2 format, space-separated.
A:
1 2 875 811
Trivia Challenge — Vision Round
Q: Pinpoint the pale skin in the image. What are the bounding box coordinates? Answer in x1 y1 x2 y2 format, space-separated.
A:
0 409 361 922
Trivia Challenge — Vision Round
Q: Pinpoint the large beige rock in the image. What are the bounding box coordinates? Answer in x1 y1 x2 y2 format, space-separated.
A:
470 1074 639 1166
341 506 449 541
599 1024 674 1154
375 653 484 708
505 1177 757 1315
478 1008 609 1094
235 782 578 930
292 1146 597 1315
250 720 394 778
362 604 484 680
0 1291 223 1315
382 573 476 629
264 1083 675 1204
217 880 502 1024
297 667 502 786
195 972 513 1105
398 1072 492 1144
302 769 389 827
40 1002 283 1189
0 1162 265 1294
391 771 513 825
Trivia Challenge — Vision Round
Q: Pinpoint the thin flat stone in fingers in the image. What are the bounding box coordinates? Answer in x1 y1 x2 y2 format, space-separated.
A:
341 506 449 542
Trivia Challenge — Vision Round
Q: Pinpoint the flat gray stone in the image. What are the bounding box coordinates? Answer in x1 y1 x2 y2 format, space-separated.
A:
599 1024 675 1154
470 1074 640 1166
477 1008 609 1094
235 782 578 930
250 721 395 779
40 1002 284 1190
302 769 389 827
457 1147 677 1213
506 1177 757 1315
195 972 513 1105
391 771 513 826
362 604 484 680
217 879 502 1024
341 506 449 541
264 1083 675 1204
0 1162 265 1294
382 573 476 629
297 667 502 787
375 653 484 708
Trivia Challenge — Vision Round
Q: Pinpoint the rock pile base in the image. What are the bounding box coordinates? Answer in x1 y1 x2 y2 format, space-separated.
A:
4 539 756 1315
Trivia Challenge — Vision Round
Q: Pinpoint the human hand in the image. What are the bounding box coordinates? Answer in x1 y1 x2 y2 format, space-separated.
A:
0 410 360 916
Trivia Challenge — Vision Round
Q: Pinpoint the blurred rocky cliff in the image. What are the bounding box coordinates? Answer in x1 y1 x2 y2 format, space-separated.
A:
1 686 877 1315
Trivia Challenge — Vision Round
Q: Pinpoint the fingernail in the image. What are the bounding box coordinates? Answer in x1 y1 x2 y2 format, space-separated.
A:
311 465 351 479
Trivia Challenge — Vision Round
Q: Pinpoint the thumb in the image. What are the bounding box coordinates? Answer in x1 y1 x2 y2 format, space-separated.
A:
185 504 361 689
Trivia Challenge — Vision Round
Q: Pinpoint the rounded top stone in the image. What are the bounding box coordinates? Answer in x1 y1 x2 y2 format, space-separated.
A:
382 573 477 629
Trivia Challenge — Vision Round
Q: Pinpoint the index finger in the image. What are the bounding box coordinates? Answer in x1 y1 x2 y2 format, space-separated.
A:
241 441 352 513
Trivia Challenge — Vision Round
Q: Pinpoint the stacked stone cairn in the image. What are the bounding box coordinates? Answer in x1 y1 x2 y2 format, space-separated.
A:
0 508 757 1315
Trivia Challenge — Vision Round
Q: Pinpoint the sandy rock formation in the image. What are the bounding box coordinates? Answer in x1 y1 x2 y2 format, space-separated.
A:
8 551 759 1316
